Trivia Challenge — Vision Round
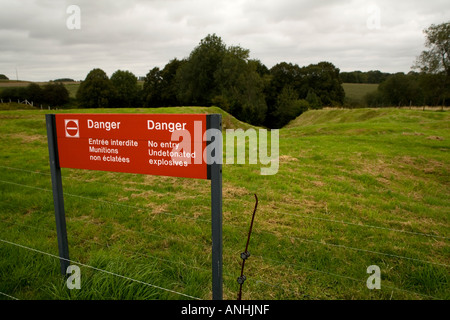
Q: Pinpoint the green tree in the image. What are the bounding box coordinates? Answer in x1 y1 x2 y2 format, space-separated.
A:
1 82 68 107
305 90 322 109
25 83 43 104
142 67 163 107
213 46 267 125
142 59 185 108
413 22 450 105
414 22 450 76
251 59 270 77
264 62 302 127
340 70 390 84
418 73 447 106
364 90 385 107
266 62 302 103
299 62 345 106
367 70 390 84
264 61 344 127
160 58 184 106
0 74 8 80
52 78 75 82
110 70 140 108
76 68 113 108
175 34 267 125
271 86 308 128
377 73 422 106
42 82 70 106
176 34 227 105
0 87 26 101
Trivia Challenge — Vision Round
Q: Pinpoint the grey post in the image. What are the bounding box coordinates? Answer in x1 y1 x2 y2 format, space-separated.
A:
46 114 70 276
208 114 223 300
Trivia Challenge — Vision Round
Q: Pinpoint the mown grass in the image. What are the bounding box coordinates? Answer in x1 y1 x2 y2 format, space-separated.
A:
0 106 448 300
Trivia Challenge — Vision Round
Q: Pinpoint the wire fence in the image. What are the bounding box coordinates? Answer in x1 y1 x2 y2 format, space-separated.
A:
0 164 448 300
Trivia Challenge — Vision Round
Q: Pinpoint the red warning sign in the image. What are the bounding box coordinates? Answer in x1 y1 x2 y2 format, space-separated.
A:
55 114 209 179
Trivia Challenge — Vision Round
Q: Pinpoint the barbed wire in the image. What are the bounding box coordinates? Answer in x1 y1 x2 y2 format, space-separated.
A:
1 210 445 300
254 229 449 268
1 164 448 240
1 178 448 268
0 237 201 300
0 179 210 223
0 291 19 300
2 218 442 301
253 255 441 300
2 165 448 241
1 167 448 300
277 211 450 240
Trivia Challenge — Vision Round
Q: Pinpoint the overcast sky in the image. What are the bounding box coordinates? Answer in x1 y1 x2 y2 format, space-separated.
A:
0 0 449 81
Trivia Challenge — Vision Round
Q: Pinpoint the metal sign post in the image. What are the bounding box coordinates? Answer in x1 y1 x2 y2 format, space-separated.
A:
46 114 70 275
208 114 223 300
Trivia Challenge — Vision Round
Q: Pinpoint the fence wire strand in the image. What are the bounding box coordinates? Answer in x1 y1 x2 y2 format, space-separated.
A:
0 238 201 300
0 291 19 300
1 166 448 300
2 164 448 240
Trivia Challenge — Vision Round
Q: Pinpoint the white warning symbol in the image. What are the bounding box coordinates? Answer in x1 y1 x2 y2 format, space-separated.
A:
65 119 79 138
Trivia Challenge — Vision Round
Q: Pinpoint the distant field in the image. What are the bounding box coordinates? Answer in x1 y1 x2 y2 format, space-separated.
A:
0 81 80 99
343 83 379 105
63 82 81 98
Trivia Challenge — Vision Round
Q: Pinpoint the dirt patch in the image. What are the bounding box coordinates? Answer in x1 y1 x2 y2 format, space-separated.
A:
8 133 45 143
376 176 391 185
279 155 299 163
402 132 424 136
223 183 250 198
280 195 325 213
70 215 105 226
131 189 164 200
426 136 444 141
310 180 325 187
144 203 169 215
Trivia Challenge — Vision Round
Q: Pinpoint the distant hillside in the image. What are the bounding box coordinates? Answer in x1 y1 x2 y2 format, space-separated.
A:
284 108 449 137
285 108 390 128
0 104 255 130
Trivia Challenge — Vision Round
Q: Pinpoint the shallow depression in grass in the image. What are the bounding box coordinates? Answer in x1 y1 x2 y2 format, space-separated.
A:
0 107 449 300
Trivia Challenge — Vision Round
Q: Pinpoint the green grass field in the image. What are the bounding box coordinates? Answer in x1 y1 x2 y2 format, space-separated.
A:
0 105 448 300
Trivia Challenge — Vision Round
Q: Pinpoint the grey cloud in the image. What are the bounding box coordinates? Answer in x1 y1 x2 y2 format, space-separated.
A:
0 0 448 81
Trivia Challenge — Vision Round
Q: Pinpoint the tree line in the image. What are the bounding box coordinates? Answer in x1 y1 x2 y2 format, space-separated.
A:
365 71 449 107
340 70 391 84
145 35 346 127
77 34 345 128
0 82 70 107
